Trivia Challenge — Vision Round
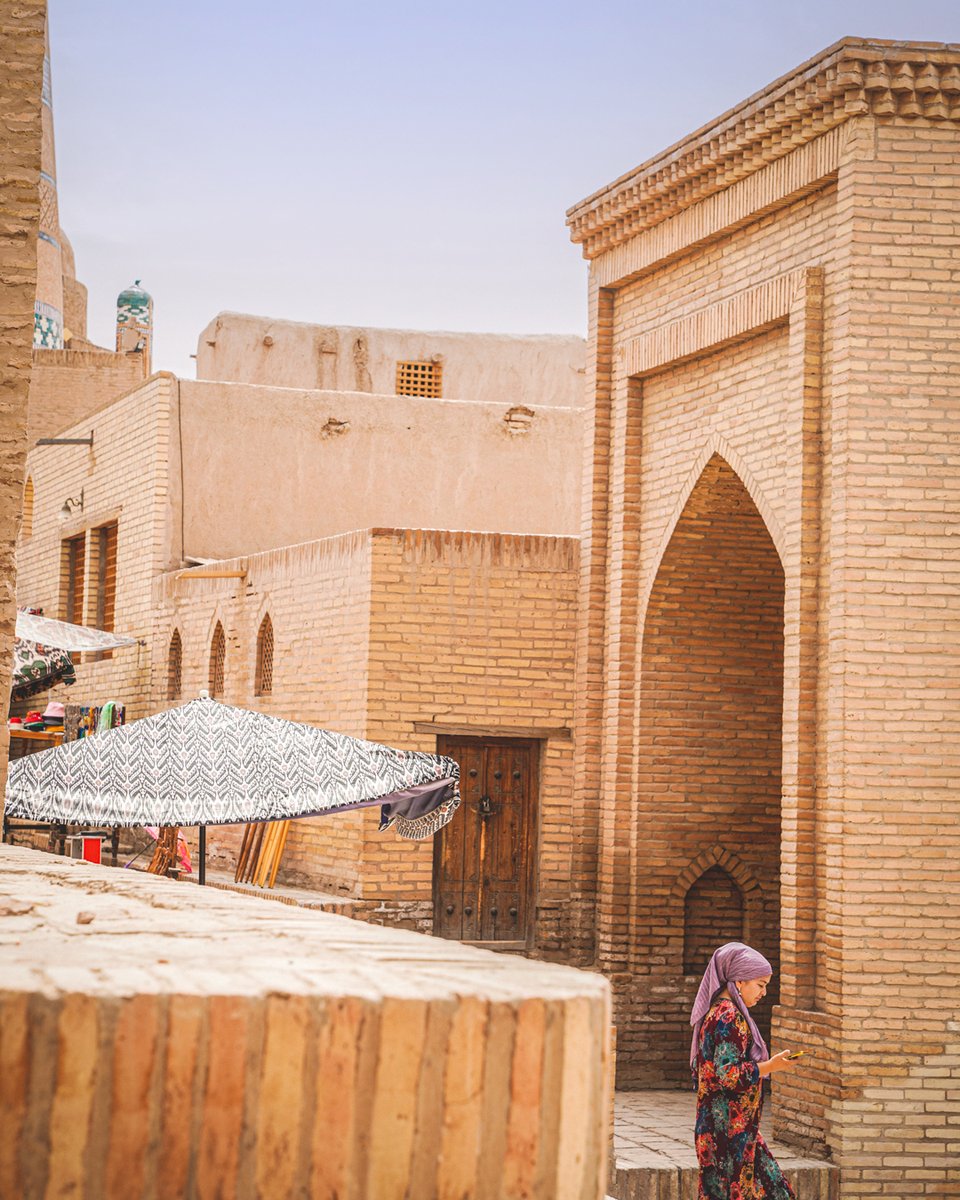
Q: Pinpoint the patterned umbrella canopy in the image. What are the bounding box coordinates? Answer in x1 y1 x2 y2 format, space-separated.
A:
4 697 460 840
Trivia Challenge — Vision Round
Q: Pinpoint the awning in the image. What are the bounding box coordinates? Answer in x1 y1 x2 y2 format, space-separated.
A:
14 612 139 652
4 696 461 841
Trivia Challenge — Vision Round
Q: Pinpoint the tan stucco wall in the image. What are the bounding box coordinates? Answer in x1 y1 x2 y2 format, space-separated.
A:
196 312 586 408
178 379 582 560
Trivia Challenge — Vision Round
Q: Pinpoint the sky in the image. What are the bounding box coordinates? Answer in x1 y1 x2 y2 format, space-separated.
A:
50 0 959 378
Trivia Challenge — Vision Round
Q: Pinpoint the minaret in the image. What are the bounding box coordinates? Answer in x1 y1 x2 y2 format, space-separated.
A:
34 17 64 349
116 280 153 372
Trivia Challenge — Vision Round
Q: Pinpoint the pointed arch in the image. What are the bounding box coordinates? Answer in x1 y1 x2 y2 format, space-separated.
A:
208 621 226 697
22 476 34 540
640 440 785 628
683 864 744 975
166 629 182 701
254 613 274 697
631 450 785 1069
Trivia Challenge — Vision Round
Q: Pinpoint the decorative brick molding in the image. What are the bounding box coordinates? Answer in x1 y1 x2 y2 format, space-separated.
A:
567 38 960 259
626 267 812 381
672 845 768 949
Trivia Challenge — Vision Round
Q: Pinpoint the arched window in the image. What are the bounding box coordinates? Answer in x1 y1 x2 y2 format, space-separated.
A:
255 613 274 696
166 629 182 701
22 476 34 540
683 865 744 975
209 621 226 697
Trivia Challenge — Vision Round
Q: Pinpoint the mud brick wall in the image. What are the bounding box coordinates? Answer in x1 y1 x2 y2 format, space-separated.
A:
0 1 45 797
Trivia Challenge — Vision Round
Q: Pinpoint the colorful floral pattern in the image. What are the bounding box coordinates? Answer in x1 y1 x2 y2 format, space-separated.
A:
696 998 795 1199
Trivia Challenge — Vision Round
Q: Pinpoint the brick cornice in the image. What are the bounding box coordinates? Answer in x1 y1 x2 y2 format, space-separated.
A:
567 38 960 260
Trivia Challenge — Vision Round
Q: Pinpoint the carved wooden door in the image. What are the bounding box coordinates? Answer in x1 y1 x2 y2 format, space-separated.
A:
433 737 538 945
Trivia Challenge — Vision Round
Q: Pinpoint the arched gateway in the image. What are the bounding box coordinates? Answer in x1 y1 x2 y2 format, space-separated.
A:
568 37 960 1187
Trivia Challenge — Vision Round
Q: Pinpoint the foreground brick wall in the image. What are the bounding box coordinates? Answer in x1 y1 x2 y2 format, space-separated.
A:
568 38 960 1194
0 1 45 794
0 844 611 1200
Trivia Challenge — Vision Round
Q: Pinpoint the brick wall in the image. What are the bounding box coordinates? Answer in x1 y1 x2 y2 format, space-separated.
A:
27 347 146 440
0 2 45 797
151 529 579 956
15 373 179 722
569 38 960 1193
0 844 612 1200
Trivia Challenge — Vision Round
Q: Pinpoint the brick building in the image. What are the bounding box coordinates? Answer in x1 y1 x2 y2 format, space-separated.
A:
567 37 960 1196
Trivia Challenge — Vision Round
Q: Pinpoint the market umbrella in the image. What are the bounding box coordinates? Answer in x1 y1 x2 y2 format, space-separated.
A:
4 697 461 874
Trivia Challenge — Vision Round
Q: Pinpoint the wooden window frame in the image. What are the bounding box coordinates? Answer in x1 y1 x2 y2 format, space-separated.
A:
88 521 118 660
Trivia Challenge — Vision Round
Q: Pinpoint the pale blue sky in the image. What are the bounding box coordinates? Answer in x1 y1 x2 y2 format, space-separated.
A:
50 0 959 377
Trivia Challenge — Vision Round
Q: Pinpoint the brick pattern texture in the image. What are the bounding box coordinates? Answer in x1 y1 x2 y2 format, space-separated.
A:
569 38 960 1196
0 844 611 1200
149 529 580 955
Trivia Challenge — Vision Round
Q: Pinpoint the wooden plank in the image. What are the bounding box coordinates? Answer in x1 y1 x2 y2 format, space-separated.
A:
415 721 571 740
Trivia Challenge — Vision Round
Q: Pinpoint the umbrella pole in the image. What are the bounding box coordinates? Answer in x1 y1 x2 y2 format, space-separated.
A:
199 826 206 886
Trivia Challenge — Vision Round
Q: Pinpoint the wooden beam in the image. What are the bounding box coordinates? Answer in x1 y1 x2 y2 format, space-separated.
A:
412 721 572 740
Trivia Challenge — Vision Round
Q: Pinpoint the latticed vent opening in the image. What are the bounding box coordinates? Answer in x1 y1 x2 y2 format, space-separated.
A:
395 360 442 398
683 865 744 976
255 614 274 696
167 630 182 701
209 622 226 697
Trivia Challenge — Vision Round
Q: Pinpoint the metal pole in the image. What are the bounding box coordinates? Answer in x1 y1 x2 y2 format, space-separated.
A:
199 825 206 885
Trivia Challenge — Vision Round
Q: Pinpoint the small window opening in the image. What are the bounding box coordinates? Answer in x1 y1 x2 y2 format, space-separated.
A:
255 613 274 696
395 360 442 398
209 621 226 697
167 629 182 701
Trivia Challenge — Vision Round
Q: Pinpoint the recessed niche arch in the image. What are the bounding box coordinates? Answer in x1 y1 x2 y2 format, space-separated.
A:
633 453 785 1081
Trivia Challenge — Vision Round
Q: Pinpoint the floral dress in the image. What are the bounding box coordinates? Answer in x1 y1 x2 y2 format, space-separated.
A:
695 998 795 1200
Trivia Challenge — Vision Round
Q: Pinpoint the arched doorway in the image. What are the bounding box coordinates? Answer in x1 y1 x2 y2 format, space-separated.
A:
628 454 785 1085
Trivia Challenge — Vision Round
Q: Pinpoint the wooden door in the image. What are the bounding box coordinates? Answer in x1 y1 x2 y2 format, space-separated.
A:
433 737 538 945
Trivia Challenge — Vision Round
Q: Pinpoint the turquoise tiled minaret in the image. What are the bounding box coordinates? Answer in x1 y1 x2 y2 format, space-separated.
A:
115 280 153 372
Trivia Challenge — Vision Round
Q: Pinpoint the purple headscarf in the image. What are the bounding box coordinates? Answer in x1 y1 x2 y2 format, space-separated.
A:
689 941 771 1073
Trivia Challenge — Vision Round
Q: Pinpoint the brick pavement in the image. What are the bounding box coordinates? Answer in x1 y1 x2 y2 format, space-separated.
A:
611 1090 838 1199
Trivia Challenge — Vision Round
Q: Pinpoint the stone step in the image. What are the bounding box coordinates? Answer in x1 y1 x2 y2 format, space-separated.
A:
609 1158 839 1200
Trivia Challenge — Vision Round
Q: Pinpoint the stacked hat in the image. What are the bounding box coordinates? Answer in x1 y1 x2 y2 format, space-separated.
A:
42 701 65 729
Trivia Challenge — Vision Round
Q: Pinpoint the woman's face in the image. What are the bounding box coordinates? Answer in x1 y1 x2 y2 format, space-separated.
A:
736 975 771 1007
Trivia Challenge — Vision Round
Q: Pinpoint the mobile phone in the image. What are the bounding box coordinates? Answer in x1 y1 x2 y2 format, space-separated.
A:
785 1050 805 1060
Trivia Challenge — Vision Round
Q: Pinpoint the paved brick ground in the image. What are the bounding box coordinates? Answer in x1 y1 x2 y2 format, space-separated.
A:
614 1089 826 1170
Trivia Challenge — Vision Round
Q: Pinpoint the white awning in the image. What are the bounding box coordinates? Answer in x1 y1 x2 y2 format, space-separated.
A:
15 612 138 652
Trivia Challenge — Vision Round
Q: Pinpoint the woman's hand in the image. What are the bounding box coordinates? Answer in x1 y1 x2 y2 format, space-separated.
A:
758 1050 800 1078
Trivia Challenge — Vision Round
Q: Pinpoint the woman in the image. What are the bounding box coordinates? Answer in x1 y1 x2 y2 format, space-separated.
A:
690 942 798 1199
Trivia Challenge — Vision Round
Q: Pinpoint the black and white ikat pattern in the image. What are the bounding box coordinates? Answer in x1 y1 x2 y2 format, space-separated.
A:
4 698 460 841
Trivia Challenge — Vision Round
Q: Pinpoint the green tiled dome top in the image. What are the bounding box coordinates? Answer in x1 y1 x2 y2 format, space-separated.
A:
116 279 152 320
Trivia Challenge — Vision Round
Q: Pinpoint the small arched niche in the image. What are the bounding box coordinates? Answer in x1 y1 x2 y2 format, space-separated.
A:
22 476 34 540
167 629 182 701
683 864 744 976
209 621 226 697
